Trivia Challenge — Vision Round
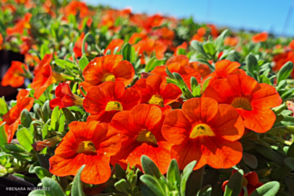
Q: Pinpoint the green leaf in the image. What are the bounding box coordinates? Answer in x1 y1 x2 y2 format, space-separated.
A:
140 175 166 196
79 56 89 71
40 43 50 59
72 165 86 196
141 155 162 179
284 157 294 170
50 106 60 130
115 164 126 179
62 108 76 123
201 77 211 93
17 127 33 152
114 179 130 194
197 185 212 196
250 181 280 196
145 57 157 72
0 123 8 151
242 153 257 169
55 59 76 69
0 97 8 116
4 143 27 153
82 32 91 56
28 189 46 196
214 29 228 51
34 166 52 180
224 169 244 196
42 101 51 123
21 109 33 128
203 43 216 57
173 73 193 99
122 43 136 63
185 167 205 196
42 177 66 196
277 61 293 84
181 161 197 196
191 41 209 59
58 115 66 133
167 159 181 189
246 54 258 78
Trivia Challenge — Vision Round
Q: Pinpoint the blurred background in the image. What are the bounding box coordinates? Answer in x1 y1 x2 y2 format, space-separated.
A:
86 0 294 37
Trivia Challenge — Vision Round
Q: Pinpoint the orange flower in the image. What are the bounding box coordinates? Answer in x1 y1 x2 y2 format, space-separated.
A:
166 55 211 78
110 104 171 174
129 32 148 44
31 64 67 99
49 121 121 184
206 59 245 83
83 81 140 123
6 13 31 35
133 38 167 64
203 74 282 133
0 33 3 47
34 54 52 75
73 32 87 58
273 51 294 78
252 32 268 43
20 36 33 55
32 136 61 152
1 61 28 87
162 97 244 170
104 39 124 55
49 83 83 110
207 24 218 38
222 170 263 196
190 27 207 43
224 37 239 47
132 74 182 107
151 62 201 89
2 90 34 143
64 0 89 18
81 55 135 92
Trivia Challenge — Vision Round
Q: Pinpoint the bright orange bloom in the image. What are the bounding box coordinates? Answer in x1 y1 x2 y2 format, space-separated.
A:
222 170 263 196
104 39 124 55
6 13 31 35
81 55 135 92
224 37 239 47
190 27 207 43
273 51 294 78
132 74 182 107
166 55 211 78
73 32 87 58
151 62 201 89
83 81 140 123
64 0 89 18
2 90 34 143
129 32 148 44
49 121 121 184
207 24 218 38
290 40 294 50
206 60 245 83
31 64 67 99
49 83 83 110
133 38 167 64
110 104 171 174
1 61 28 87
252 32 268 43
34 54 53 75
20 36 33 55
162 97 244 170
203 74 282 133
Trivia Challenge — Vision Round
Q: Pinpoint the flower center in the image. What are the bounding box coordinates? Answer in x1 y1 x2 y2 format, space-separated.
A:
190 124 215 139
77 141 96 155
105 101 123 112
148 95 164 107
136 130 158 146
103 73 116 82
231 97 252 111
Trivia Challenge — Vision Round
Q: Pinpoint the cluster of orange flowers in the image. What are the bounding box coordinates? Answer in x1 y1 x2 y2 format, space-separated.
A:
0 1 291 191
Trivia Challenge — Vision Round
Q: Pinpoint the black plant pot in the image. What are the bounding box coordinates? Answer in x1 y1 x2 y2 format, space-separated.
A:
0 50 25 101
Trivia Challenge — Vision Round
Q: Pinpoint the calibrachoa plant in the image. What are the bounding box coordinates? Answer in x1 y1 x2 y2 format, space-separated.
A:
1 0 294 196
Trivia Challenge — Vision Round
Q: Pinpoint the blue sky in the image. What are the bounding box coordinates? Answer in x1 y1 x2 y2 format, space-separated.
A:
85 0 294 37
